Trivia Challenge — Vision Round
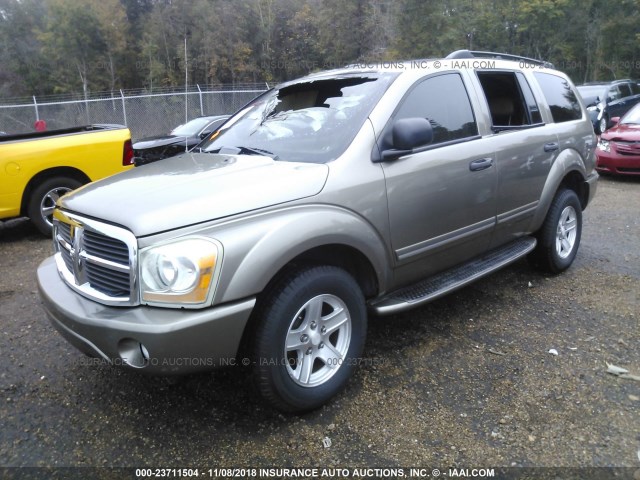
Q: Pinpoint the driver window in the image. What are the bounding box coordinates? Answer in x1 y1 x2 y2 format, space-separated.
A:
387 73 478 147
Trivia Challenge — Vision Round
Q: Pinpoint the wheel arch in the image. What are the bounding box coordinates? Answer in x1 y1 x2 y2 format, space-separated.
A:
213 206 392 305
20 167 91 216
237 244 377 367
530 148 590 233
260 243 379 301
559 170 589 209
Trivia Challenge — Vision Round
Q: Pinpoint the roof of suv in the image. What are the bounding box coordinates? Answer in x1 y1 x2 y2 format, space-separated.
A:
296 50 559 82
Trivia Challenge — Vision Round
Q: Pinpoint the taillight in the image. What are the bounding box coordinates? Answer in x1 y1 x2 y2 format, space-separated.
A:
123 139 134 166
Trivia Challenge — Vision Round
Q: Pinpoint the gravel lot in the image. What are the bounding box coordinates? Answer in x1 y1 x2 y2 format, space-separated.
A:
0 176 639 477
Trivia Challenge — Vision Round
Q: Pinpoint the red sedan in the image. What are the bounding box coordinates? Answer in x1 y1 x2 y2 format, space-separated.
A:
596 103 640 175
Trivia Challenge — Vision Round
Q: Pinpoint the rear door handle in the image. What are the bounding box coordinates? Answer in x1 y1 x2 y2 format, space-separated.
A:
469 157 494 172
544 142 559 152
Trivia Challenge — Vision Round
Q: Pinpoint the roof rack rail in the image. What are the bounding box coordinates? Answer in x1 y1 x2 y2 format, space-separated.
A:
582 79 633 85
445 50 555 69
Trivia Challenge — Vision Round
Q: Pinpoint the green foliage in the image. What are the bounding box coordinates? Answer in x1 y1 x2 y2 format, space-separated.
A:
0 0 639 98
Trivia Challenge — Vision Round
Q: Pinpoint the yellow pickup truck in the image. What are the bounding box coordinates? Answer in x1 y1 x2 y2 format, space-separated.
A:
0 125 134 235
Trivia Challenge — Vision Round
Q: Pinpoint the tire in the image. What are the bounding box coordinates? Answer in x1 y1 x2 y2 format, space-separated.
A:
529 189 582 274
252 265 367 413
598 115 608 134
27 176 83 236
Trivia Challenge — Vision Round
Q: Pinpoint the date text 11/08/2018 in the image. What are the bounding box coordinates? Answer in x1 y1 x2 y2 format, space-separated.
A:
135 467 497 478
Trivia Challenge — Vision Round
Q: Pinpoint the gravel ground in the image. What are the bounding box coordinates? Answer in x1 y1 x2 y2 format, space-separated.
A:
0 176 638 477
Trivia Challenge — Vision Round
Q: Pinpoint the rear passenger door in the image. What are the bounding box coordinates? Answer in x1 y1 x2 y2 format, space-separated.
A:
379 72 498 281
474 70 559 248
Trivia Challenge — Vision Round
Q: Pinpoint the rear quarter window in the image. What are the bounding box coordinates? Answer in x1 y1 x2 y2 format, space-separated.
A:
533 72 582 123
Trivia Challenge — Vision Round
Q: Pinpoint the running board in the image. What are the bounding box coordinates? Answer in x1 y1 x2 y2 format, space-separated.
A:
370 237 537 315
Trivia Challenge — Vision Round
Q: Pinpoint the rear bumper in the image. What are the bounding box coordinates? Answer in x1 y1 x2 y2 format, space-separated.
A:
37 256 255 374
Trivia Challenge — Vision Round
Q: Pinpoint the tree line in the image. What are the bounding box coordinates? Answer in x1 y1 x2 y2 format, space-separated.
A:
0 0 639 100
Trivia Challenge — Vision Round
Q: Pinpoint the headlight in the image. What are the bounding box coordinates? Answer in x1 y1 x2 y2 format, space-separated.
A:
597 139 610 153
140 237 222 306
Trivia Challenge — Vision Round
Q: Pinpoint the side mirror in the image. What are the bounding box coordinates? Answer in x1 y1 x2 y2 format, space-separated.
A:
610 117 620 127
380 118 433 161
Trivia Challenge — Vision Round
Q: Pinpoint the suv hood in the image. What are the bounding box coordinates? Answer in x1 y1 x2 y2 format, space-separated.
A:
59 152 329 237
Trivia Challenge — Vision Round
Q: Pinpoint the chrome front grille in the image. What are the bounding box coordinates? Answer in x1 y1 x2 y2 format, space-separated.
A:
53 210 138 306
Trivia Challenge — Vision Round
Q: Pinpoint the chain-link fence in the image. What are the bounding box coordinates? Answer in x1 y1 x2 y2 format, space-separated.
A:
0 84 267 141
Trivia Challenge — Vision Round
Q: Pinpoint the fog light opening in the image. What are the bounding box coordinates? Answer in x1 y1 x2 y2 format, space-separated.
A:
117 338 150 368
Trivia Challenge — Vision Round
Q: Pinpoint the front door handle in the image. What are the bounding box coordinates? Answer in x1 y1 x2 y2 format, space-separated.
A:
544 142 559 152
469 157 494 172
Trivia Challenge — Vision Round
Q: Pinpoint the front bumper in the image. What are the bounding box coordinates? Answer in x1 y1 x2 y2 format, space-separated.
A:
37 256 255 374
596 152 640 176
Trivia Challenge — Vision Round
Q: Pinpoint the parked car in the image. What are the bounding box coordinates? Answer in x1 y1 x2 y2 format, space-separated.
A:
577 80 640 134
38 50 598 412
0 124 133 235
596 102 640 175
133 115 229 166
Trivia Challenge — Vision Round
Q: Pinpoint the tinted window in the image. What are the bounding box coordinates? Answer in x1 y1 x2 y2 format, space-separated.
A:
534 72 582 123
632 83 640 95
516 73 543 124
391 73 478 145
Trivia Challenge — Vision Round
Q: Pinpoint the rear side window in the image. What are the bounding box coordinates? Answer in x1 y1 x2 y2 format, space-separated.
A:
516 73 543 124
618 83 632 98
391 73 478 145
534 72 582 123
607 85 622 101
477 71 543 130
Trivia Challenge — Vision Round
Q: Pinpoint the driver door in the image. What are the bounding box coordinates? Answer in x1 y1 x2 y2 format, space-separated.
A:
379 73 497 283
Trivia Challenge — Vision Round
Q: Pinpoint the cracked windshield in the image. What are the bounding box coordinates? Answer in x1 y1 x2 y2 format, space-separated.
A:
200 74 396 163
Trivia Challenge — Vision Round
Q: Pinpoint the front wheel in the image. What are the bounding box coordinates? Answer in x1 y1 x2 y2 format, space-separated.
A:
27 176 83 236
529 188 582 274
252 266 367 413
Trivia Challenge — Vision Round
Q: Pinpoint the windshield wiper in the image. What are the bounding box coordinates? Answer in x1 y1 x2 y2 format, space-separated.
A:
216 145 279 160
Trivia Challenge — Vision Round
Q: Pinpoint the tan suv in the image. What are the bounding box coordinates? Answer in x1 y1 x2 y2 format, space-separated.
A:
38 50 598 412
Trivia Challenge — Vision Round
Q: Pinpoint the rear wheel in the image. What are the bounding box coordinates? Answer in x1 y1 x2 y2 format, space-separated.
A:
252 265 367 413
529 188 582 274
598 115 609 134
27 176 82 236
